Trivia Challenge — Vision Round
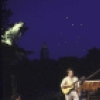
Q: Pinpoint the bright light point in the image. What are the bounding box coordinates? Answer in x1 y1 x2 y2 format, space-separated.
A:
72 24 74 26
65 41 67 43
1 28 3 30
66 17 68 19
58 44 60 46
78 36 80 38
60 32 62 34
83 49 85 51
80 24 82 26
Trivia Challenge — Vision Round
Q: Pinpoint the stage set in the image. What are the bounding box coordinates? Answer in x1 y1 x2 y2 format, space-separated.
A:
80 80 100 100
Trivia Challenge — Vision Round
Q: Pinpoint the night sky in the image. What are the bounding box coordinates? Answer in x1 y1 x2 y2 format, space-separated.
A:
6 0 100 60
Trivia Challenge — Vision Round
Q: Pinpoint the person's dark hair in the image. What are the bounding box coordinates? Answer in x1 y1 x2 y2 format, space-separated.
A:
11 93 20 100
67 68 74 74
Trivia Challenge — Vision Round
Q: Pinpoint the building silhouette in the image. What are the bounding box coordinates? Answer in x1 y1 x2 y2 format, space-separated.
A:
40 42 49 60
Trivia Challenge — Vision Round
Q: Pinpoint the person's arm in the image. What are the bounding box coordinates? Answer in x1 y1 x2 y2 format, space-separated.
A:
60 78 69 89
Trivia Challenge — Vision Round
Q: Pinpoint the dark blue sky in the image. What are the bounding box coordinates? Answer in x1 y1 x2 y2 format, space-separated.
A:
6 0 100 60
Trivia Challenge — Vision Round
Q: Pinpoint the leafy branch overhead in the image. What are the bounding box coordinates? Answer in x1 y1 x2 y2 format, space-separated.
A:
1 0 34 67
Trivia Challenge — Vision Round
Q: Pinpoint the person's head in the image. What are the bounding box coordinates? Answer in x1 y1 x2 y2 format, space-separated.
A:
12 93 21 100
67 68 74 77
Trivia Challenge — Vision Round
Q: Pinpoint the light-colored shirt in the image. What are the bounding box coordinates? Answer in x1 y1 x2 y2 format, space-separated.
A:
60 76 80 89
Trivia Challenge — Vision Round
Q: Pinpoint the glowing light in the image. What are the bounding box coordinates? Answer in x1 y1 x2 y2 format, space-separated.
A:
72 24 74 26
80 24 82 26
58 44 60 46
78 36 80 38
76 41 78 43
60 32 62 34
66 17 68 19
83 49 85 51
65 41 67 43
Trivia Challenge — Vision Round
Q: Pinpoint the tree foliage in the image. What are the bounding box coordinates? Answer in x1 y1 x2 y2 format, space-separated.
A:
1 0 34 97
1 0 13 35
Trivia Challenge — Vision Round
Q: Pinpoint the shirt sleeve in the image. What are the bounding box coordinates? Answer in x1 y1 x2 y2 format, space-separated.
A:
60 78 66 87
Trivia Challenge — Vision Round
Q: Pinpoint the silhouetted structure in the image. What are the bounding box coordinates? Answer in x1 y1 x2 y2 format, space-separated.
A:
40 42 49 60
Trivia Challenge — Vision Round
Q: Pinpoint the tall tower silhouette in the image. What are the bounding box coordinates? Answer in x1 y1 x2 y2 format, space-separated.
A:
40 42 49 60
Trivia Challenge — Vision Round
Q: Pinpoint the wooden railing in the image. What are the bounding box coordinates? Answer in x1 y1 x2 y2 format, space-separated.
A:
80 80 100 100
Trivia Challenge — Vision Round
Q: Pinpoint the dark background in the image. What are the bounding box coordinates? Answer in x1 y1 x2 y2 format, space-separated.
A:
1 0 100 100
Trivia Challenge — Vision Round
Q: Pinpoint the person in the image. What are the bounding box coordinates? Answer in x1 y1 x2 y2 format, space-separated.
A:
60 68 80 100
11 93 21 100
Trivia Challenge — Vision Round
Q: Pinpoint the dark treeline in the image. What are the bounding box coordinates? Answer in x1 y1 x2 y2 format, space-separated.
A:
2 46 100 99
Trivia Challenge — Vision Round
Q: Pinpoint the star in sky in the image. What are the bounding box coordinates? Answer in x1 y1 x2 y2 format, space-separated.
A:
72 24 74 26
76 41 78 43
65 41 67 43
58 44 60 46
66 17 68 19
83 49 85 51
80 24 82 26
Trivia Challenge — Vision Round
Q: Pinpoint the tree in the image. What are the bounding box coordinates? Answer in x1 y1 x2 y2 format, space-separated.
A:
1 0 34 97
80 47 100 76
1 0 13 35
85 47 100 65
1 22 34 97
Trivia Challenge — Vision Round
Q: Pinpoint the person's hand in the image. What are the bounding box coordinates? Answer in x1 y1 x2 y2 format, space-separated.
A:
62 85 69 89
62 85 73 89
78 92 81 96
77 88 81 96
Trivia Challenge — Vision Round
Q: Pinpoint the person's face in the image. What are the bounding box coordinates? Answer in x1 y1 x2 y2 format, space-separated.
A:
16 96 21 100
68 70 73 77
